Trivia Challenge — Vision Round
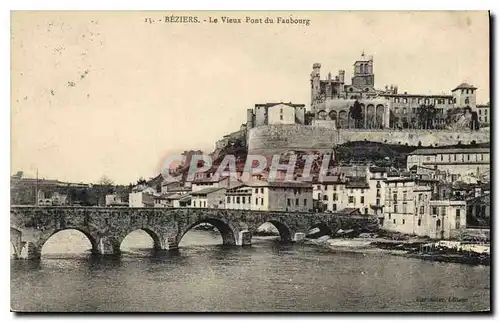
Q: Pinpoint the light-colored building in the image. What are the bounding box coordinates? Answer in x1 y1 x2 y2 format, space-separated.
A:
314 175 348 212
191 176 230 192
153 194 174 208
345 177 371 215
247 102 306 128
225 185 252 210
428 200 467 239
406 147 490 181
382 176 467 239
367 167 387 220
233 181 313 212
129 192 154 208
190 187 226 209
383 177 432 235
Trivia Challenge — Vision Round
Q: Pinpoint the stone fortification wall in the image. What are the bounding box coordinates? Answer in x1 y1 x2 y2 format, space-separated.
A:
248 124 490 155
247 124 339 155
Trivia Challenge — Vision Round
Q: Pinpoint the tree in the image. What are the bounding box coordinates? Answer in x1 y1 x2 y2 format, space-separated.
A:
416 104 437 129
349 100 363 129
97 175 114 206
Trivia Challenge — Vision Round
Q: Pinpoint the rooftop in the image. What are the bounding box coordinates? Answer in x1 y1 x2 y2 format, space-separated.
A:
191 187 226 196
452 83 477 91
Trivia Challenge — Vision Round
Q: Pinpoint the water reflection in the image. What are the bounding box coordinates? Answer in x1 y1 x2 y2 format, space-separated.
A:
11 230 490 312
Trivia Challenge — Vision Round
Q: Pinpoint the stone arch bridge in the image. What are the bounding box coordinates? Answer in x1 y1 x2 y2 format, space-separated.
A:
10 206 377 260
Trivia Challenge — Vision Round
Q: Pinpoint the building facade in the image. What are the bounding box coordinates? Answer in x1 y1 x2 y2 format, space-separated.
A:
407 147 490 181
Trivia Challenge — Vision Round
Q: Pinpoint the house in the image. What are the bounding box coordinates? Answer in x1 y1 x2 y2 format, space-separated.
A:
427 200 467 239
246 181 313 212
225 184 252 210
367 166 387 219
128 192 154 207
313 174 347 212
191 176 231 192
190 187 226 209
153 193 176 208
345 177 371 215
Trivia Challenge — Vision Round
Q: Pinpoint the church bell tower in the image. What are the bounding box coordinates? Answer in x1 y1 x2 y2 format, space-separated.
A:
351 51 375 88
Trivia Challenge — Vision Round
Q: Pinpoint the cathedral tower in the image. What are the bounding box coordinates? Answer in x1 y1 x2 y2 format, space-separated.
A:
351 52 375 88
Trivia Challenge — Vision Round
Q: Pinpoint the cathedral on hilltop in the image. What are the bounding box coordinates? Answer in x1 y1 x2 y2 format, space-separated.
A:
309 52 481 130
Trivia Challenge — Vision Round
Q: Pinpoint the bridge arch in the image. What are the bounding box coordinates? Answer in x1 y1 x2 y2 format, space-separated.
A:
119 227 164 251
36 227 100 257
177 217 238 246
252 219 294 243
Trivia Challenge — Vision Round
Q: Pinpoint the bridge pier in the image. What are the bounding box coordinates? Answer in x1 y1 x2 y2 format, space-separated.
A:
237 230 252 246
293 232 306 243
98 237 121 256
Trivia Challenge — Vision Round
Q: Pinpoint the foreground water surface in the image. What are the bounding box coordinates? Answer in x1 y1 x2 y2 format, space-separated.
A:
11 229 490 312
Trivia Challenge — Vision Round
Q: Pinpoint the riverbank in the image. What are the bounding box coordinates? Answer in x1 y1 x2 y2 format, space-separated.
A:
307 236 490 266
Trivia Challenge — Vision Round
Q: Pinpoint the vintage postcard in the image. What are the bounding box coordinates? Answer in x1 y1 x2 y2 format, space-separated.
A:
10 11 490 312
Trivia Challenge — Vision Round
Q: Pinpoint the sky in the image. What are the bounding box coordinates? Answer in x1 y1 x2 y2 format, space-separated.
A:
11 11 490 184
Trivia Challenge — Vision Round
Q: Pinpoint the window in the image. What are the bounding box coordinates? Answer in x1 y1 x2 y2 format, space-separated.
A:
418 219 422 226
393 205 397 213
227 196 230 203
361 196 365 204
323 195 328 201
376 198 380 206
280 115 283 121
364 208 369 215
332 204 337 211
403 192 407 201
393 219 396 224
395 107 399 114
425 98 429 104
479 110 482 115
295 198 299 206
255 188 258 193
403 107 407 114
388 214 391 220
333 193 338 201
402 202 407 213
485 116 488 122
304 199 307 206
440 154 443 161
393 193 397 202
412 108 416 114
193 201 196 207
360 189 364 194
261 188 264 193
255 198 258 205
242 197 246 204
465 97 470 105
261 198 263 205
236 196 240 204
402 219 405 225
287 199 291 206
467 154 470 161
449 99 453 104
432 206 437 215
348 196 354 203
395 98 399 103
455 209 461 229
454 154 457 161
333 185 337 191
403 98 408 104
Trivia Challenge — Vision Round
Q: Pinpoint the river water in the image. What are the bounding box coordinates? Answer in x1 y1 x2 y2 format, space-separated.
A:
10 229 490 312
